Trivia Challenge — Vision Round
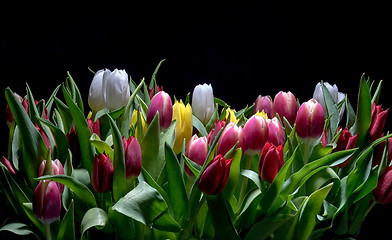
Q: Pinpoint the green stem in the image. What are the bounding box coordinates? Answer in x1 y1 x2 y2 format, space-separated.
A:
302 141 311 165
238 155 253 209
44 223 52 240
7 122 15 160
181 194 207 240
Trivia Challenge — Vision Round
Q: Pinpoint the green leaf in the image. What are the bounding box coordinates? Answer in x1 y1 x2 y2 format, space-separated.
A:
192 115 208 136
0 223 34 236
345 96 356 130
149 59 166 89
54 97 73 134
62 84 95 172
35 174 96 207
111 181 181 232
240 169 263 191
141 113 161 180
89 133 114 160
321 81 339 141
371 80 382 104
66 71 84 114
244 213 293 240
165 142 188 225
57 200 76 240
80 207 109 238
108 114 127 202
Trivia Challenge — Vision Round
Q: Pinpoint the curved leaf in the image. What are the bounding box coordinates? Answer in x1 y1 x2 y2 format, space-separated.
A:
80 207 109 238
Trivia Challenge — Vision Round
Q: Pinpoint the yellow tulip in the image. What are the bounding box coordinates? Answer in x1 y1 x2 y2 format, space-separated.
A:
131 109 148 139
172 100 193 154
255 110 269 120
225 108 239 124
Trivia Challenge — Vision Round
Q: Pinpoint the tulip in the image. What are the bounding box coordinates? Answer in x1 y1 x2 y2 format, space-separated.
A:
295 99 325 142
88 69 106 112
333 127 358 168
258 142 284 183
130 109 148 136
225 108 239 124
66 127 81 167
198 154 232 195
5 92 23 128
373 138 392 167
242 115 268 156
1 156 16 175
172 100 193 154
207 119 226 146
38 159 65 193
147 91 173 131
33 180 61 224
91 153 114 193
87 118 101 138
267 117 285 147
35 124 52 151
102 69 130 111
148 85 164 100
254 95 273 118
273 91 297 125
373 166 392 204
369 103 389 142
185 135 208 175
192 83 215 125
122 136 142 179
313 82 346 119
217 122 244 157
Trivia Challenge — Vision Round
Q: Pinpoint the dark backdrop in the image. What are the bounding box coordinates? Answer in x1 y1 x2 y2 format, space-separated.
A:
1 3 391 239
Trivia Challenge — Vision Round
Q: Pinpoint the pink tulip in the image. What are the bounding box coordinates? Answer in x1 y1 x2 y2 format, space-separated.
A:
185 135 208 175
33 180 61 224
267 117 285 147
273 91 297 125
122 136 142 179
217 122 244 157
242 115 268 156
147 91 173 131
258 142 284 183
38 159 65 193
207 119 226 146
295 99 325 141
198 154 232 195
254 95 273 118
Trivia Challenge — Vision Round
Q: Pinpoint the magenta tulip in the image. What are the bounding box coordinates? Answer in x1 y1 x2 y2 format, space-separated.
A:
185 135 208 175
33 180 61 224
254 95 273 118
147 91 173 131
273 91 297 125
91 153 114 193
295 99 325 142
198 154 232 195
38 159 65 193
217 122 244 157
258 142 284 183
1 156 16 175
242 115 268 156
267 117 285 147
122 136 142 179
207 119 226 146
374 166 392 204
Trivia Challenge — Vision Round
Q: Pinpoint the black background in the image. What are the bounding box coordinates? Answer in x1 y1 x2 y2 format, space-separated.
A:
1 3 391 239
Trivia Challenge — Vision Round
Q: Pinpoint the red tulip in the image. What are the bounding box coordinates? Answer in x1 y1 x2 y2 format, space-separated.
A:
258 142 284 183
254 95 273 118
242 115 268 156
185 135 208 175
295 99 325 142
1 156 17 175
87 118 101 139
122 136 142 179
147 91 173 131
38 159 65 193
273 91 297 125
369 103 389 142
334 128 358 168
91 153 114 193
198 154 232 195
33 180 61 224
35 124 52 151
374 166 392 204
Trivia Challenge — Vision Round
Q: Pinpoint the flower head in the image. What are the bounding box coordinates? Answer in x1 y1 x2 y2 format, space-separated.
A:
192 83 215 125
172 100 193 154
198 154 232 195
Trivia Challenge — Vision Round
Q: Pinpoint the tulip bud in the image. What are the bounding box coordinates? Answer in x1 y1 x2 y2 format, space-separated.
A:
333 127 358 168
5 92 23 128
87 118 101 138
242 115 268 156
198 154 232 195
185 135 208 175
91 153 114 193
273 91 297 125
369 103 389 142
267 117 285 147
313 82 346 119
148 85 164 100
254 95 273 118
1 156 17 175
35 124 52 151
66 127 81 167
130 109 148 137
33 180 61 224
172 100 193 154
258 142 284 183
38 159 65 193
88 69 106 112
373 166 392 204
147 91 173 131
207 119 226 146
102 69 130 111
192 83 215 125
295 99 325 142
217 122 244 157
122 136 142 179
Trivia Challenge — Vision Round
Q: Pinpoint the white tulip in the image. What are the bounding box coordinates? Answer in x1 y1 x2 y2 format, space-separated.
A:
88 69 106 112
102 69 130 111
313 82 345 118
192 83 215 124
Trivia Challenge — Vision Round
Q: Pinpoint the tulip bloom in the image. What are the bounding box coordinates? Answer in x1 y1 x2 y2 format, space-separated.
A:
217 122 244 157
254 95 273 118
122 136 142 179
102 69 130 111
87 118 101 138
207 119 226 146
185 135 208 175
198 154 232 195
242 115 268 156
38 159 65 193
273 91 297 125
148 85 163 100
172 100 193 154
147 91 173 131
333 128 358 168
313 82 346 119
267 117 285 147
225 108 239 124
88 69 106 112
374 166 392 204
33 180 61 224
258 142 284 183
5 92 23 128
369 103 389 142
192 83 215 124
91 153 114 193
295 99 325 142
131 109 148 137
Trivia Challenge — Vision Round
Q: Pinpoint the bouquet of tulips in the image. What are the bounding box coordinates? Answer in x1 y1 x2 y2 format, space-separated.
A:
1 59 391 240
